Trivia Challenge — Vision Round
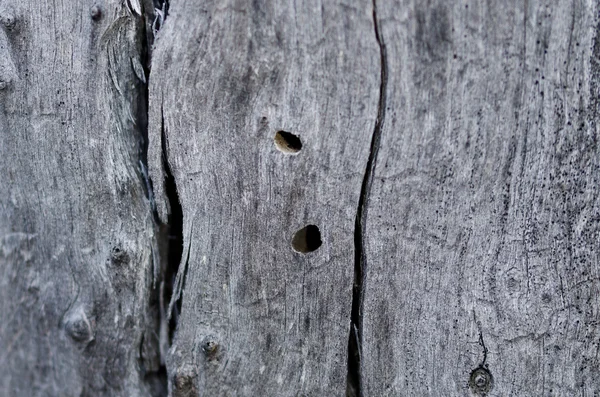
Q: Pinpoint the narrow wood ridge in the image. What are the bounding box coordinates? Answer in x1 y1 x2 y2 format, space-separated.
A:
136 0 152 205
347 1 388 395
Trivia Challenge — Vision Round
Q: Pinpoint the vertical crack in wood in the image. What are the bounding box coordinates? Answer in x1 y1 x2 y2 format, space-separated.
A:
138 2 174 394
134 3 171 395
347 1 388 395
158 104 185 345
478 332 489 367
473 310 488 367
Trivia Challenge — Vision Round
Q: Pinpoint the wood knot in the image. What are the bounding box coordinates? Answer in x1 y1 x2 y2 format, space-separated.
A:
64 307 93 343
172 372 198 397
0 79 11 91
0 13 15 30
90 5 102 21
110 245 130 266
0 7 17 30
202 340 220 361
469 367 493 395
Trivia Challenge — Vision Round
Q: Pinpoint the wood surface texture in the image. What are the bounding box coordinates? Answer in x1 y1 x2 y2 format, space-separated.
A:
147 0 379 395
3 0 600 396
0 0 162 395
362 0 600 396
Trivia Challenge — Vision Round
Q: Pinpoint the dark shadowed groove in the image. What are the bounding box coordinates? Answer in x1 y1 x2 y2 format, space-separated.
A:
138 1 175 395
159 105 184 344
135 2 170 395
347 1 388 395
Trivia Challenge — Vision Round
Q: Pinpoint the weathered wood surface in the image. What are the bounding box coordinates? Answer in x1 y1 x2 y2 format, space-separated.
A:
3 0 600 395
147 0 379 395
362 0 600 396
1 1 161 395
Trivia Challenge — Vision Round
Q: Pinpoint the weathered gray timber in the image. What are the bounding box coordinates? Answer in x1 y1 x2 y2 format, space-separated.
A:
0 1 161 395
361 0 600 396
147 1 380 395
3 0 600 395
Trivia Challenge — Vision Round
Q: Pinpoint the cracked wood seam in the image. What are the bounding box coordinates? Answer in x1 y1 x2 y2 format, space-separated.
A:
1 1 164 396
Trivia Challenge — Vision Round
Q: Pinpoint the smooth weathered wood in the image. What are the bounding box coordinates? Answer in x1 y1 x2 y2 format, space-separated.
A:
362 0 600 395
0 1 161 395
147 0 379 394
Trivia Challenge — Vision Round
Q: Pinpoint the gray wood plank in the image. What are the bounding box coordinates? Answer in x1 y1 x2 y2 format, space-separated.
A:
147 0 380 394
362 0 600 395
0 1 161 395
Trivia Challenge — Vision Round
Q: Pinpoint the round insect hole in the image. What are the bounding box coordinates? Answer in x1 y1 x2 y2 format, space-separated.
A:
291 225 322 253
274 130 302 154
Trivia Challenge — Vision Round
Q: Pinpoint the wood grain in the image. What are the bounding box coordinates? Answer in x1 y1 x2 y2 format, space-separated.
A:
362 0 600 395
0 1 161 395
147 0 380 394
4 0 600 395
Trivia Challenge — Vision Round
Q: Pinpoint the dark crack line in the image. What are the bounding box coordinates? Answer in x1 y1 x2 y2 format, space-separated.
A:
159 104 185 344
347 1 387 396
137 1 174 395
473 310 488 367
478 331 488 367
167 223 192 334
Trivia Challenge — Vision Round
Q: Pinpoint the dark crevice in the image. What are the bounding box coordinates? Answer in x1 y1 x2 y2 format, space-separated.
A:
159 105 184 344
477 329 488 367
347 1 388 396
137 1 173 395
135 2 169 395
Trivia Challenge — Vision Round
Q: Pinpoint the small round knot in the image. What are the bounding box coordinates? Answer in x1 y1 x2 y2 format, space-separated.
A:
110 245 130 266
0 11 16 30
469 367 493 394
172 371 197 397
64 308 93 343
202 340 219 360
0 79 10 91
90 5 102 21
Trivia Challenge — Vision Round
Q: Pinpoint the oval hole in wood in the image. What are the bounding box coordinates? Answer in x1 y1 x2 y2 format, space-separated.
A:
291 225 322 253
274 130 302 154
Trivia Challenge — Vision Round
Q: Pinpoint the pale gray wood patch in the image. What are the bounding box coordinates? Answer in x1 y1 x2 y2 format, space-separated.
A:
362 0 600 396
147 0 380 395
0 1 161 395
